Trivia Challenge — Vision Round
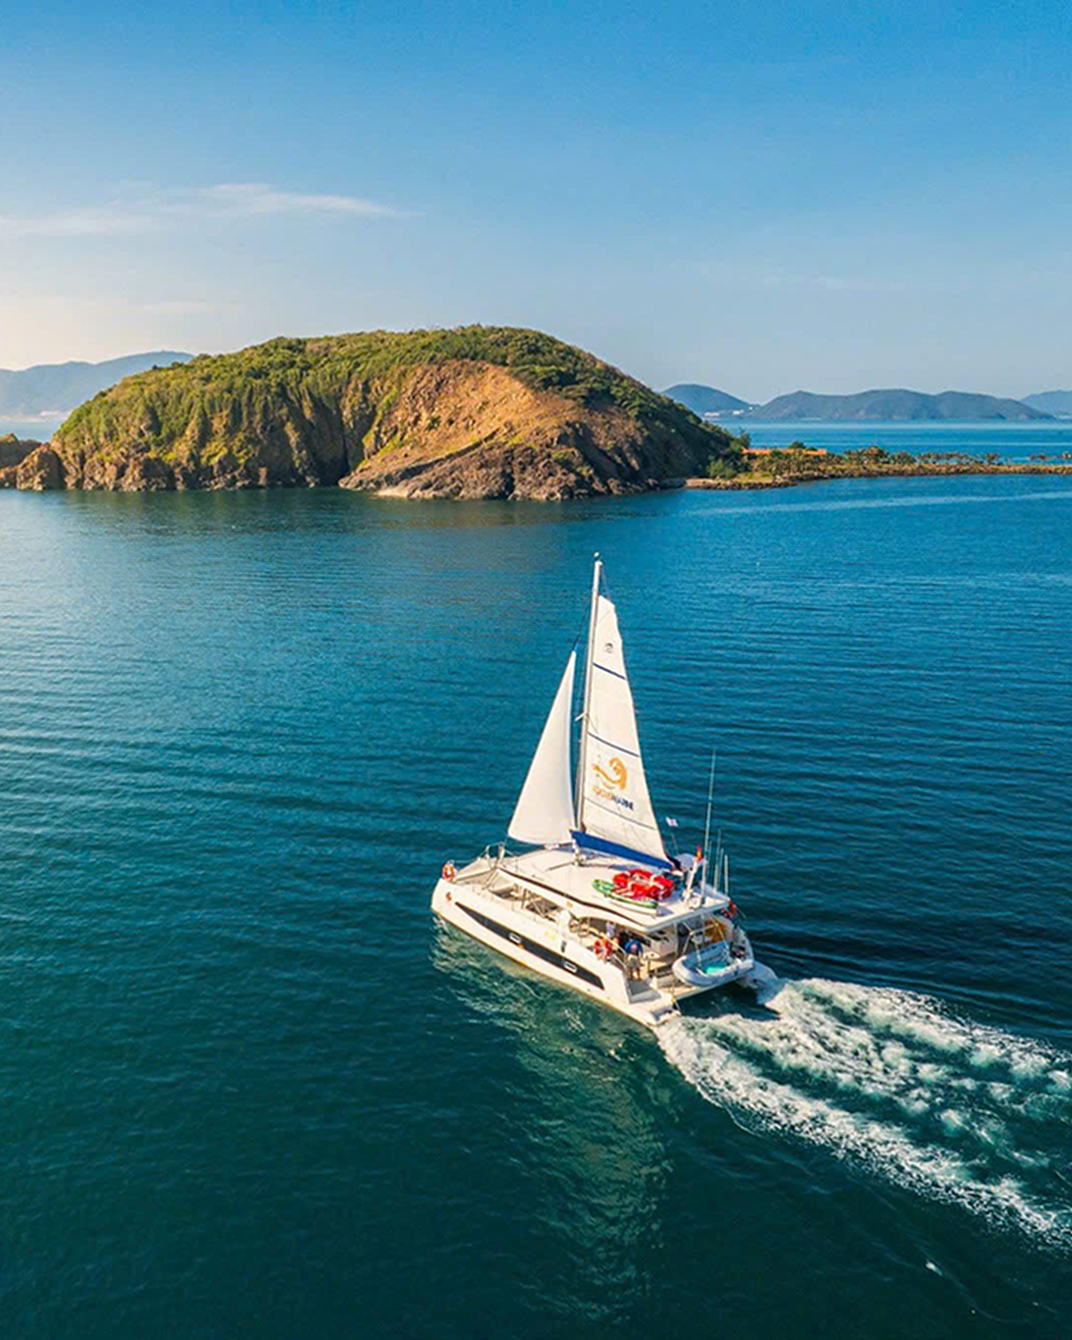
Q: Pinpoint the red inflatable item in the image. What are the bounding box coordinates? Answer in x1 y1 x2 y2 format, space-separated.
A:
611 867 675 902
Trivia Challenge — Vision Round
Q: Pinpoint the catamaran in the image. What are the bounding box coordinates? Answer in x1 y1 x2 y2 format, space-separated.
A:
431 557 770 1029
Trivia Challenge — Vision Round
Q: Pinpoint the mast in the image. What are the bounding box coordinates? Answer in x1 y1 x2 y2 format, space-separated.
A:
574 554 602 827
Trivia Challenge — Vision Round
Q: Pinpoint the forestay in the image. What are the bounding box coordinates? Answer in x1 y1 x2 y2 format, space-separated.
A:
508 651 577 845
577 596 667 863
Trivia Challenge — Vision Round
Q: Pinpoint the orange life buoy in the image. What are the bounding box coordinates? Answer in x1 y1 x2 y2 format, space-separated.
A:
442 862 456 881
594 938 614 960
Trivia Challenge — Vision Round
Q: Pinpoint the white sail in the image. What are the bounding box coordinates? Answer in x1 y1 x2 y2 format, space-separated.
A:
578 595 667 862
508 651 577 846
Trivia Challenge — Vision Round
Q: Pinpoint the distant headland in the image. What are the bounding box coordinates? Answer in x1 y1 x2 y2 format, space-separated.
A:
664 384 1054 423
0 352 194 420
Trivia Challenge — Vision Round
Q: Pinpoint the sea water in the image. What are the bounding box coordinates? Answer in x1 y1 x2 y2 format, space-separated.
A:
1 477 1071 1337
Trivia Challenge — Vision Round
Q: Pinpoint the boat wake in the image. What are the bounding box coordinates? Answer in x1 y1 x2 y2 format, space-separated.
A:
659 976 1072 1251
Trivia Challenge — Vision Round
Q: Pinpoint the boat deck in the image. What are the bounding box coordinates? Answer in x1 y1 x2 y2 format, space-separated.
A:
459 846 728 930
449 852 741 1006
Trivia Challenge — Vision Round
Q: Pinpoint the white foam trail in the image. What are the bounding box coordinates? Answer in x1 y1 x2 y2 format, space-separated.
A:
660 977 1072 1252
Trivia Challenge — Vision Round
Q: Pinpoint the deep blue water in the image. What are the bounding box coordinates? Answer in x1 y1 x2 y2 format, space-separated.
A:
2 477 1071 1338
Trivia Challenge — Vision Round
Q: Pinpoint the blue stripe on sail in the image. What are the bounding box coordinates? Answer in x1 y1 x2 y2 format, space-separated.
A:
585 729 641 759
570 830 672 870
593 662 628 681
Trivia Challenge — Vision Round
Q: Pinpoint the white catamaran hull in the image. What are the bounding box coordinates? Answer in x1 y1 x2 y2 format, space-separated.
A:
432 865 763 1030
433 877 654 1021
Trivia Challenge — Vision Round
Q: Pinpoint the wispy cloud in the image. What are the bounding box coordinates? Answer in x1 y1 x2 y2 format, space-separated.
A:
165 184 401 219
0 183 404 238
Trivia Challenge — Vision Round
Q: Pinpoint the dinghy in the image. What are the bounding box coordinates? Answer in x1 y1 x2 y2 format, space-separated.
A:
431 557 769 1029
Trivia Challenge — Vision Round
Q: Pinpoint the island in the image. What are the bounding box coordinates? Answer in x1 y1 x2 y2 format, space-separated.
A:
0 327 739 500
685 441 1072 490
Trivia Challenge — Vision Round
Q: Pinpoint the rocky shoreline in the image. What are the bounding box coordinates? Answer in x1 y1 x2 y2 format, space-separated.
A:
679 461 1072 491
5 427 1072 500
4 437 1072 497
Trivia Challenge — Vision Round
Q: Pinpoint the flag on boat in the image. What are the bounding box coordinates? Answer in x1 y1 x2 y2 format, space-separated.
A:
665 816 679 828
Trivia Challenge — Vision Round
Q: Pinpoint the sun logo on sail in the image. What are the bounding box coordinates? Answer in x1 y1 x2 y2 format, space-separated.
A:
593 757 627 790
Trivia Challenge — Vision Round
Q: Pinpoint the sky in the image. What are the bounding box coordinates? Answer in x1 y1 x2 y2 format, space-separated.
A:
1 0 1070 400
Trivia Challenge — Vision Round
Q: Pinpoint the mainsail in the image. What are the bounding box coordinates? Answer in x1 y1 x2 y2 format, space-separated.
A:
575 591 668 866
507 651 577 845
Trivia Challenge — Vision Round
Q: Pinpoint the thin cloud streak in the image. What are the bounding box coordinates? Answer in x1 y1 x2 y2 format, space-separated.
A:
171 184 401 218
0 183 405 237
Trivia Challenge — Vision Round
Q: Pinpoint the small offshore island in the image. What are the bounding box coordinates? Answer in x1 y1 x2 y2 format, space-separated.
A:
2 325 1070 499
688 441 1072 491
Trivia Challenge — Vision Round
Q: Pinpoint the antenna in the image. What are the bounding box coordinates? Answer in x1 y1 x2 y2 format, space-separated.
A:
701 746 716 891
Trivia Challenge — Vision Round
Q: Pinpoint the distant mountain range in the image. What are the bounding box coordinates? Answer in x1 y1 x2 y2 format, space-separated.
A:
751 388 1049 422
665 382 1051 422
0 351 193 419
662 383 752 416
1022 390 1072 418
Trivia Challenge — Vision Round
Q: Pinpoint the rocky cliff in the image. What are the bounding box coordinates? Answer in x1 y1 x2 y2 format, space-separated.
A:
26 327 739 500
0 434 43 487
